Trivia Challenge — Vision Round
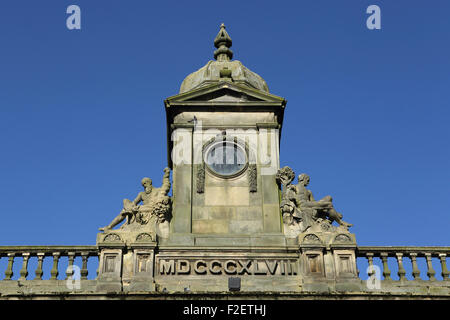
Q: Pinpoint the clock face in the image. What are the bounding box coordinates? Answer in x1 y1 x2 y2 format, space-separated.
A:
204 141 247 177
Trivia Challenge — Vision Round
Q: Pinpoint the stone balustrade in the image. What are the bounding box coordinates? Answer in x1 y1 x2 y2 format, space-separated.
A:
0 246 98 281
356 246 450 282
0 245 448 298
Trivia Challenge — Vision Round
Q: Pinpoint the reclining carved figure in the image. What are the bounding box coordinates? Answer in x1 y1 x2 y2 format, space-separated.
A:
99 167 171 232
295 173 352 229
277 167 352 233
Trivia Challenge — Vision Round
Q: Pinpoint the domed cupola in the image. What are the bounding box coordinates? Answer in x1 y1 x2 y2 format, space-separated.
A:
179 24 269 94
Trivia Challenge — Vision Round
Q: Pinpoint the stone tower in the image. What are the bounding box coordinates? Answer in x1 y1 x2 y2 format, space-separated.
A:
164 23 287 247
95 24 358 293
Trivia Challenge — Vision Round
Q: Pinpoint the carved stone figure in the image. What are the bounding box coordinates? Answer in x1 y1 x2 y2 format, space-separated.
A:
277 166 297 225
277 167 352 235
99 168 171 232
295 173 352 229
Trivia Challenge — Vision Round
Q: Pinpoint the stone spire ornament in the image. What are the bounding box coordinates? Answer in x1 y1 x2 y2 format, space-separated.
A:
214 23 233 61
179 23 269 93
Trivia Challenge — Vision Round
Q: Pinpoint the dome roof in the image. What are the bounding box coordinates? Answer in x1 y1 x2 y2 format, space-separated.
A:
179 24 269 94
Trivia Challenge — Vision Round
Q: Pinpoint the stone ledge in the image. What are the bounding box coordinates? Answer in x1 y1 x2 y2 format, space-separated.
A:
1 290 449 300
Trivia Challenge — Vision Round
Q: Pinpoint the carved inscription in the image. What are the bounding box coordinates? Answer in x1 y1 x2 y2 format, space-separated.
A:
158 259 298 276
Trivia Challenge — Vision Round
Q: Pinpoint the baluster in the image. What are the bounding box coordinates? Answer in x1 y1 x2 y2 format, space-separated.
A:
80 253 89 280
439 253 449 280
380 253 391 280
366 253 375 277
19 253 30 280
409 253 421 280
4 253 15 280
50 252 60 280
66 252 76 280
395 253 406 281
34 253 45 280
424 253 436 281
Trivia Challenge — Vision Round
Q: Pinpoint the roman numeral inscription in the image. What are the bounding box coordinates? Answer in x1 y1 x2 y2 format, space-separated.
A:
158 259 298 276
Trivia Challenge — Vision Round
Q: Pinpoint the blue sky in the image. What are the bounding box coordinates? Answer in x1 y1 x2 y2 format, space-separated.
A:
0 0 449 254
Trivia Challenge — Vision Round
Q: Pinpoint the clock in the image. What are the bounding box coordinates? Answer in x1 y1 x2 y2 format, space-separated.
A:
204 141 247 178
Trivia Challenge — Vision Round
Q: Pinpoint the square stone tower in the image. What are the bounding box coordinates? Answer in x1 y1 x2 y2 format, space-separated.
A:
164 24 286 246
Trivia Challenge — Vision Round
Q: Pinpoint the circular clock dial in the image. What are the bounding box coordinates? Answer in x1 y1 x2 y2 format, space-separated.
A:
205 141 247 177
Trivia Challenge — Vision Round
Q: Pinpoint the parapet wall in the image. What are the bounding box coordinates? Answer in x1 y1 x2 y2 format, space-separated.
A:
0 240 448 299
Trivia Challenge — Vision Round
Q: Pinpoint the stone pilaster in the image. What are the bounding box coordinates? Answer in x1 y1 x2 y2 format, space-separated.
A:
298 230 361 292
96 233 126 292
126 240 157 292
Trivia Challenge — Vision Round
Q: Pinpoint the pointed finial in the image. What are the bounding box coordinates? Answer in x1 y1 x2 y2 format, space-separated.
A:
214 23 233 61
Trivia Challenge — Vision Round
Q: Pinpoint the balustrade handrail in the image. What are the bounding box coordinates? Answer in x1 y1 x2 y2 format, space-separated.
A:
1 245 448 256
356 246 450 257
0 245 98 257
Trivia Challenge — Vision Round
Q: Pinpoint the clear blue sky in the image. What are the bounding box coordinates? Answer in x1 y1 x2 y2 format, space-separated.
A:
0 0 449 250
